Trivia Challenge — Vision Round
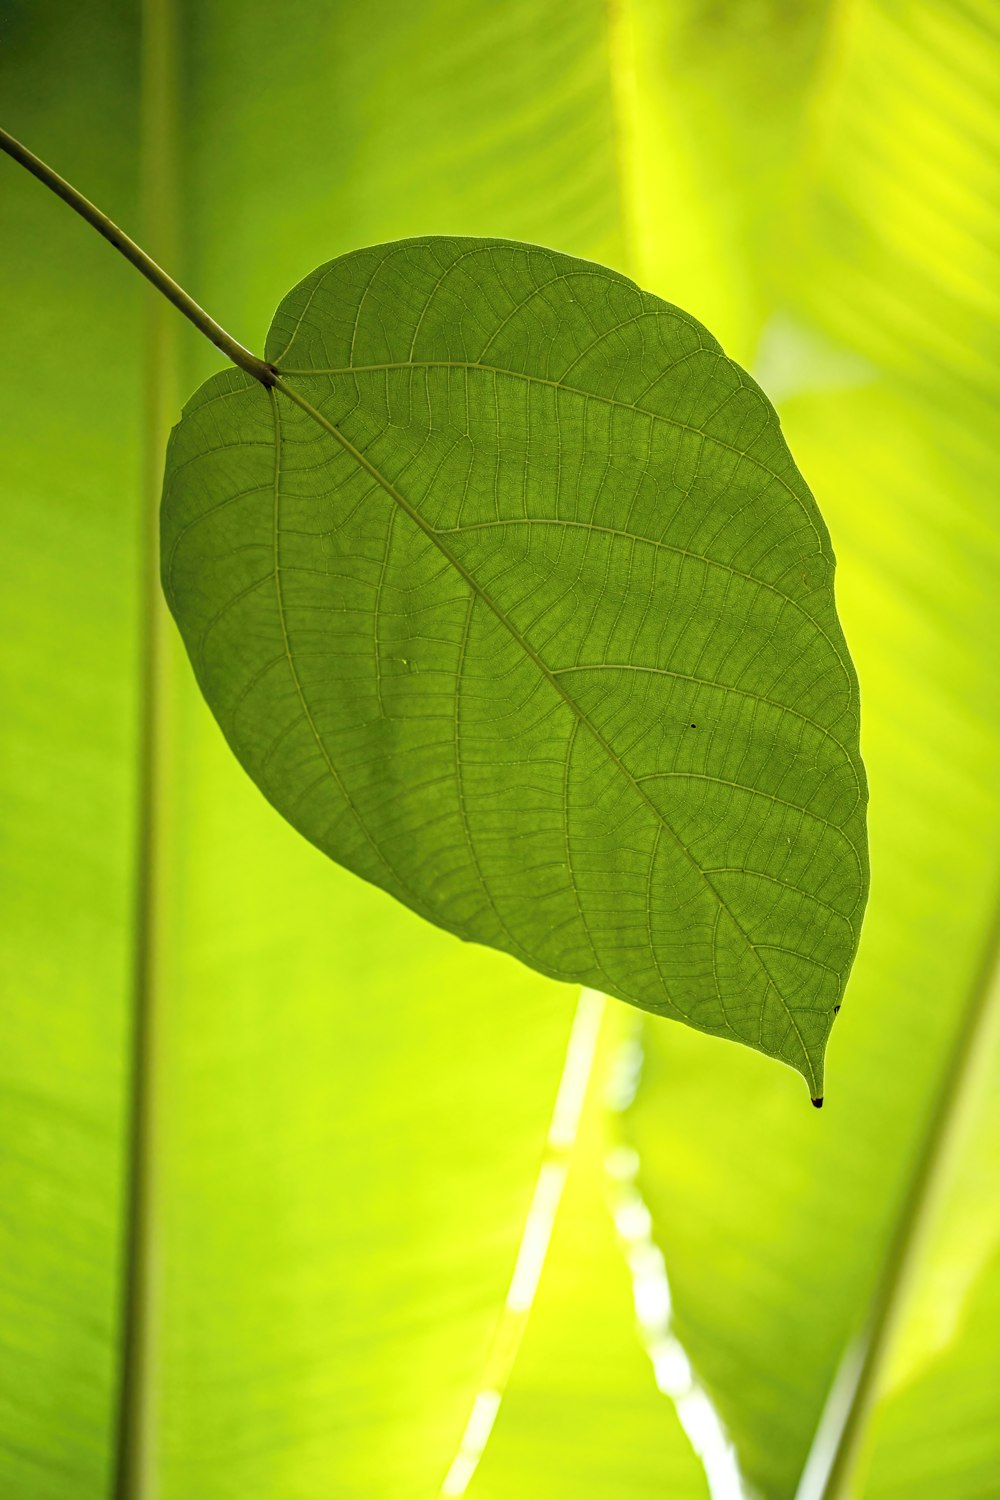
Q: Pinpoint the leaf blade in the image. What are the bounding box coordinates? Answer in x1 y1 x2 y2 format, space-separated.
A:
163 236 868 1088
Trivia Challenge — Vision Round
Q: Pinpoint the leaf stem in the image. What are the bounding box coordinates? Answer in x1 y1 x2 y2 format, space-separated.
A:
0 124 276 387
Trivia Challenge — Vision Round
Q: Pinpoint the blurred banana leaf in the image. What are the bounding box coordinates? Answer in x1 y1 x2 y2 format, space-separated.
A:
1 1 996 1498
862 956 1000 1500
623 0 1000 1496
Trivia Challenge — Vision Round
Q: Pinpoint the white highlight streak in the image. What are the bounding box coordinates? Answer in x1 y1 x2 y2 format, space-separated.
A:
441 1390 502 1497
438 989 606 1496
606 1023 749 1500
794 1338 865 1500
548 988 605 1148
505 1161 568 1313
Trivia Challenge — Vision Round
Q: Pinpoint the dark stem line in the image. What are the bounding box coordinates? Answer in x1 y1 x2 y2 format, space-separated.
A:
797 882 1000 1499
113 377 165 1500
0 123 275 387
113 0 182 1491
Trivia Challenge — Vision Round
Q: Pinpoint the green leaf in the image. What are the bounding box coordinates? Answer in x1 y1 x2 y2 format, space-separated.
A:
162 237 868 1094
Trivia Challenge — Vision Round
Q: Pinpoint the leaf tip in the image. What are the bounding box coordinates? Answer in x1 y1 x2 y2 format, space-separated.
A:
810 1096 824 1109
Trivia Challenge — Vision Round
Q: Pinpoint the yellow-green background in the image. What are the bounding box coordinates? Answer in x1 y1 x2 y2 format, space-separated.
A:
0 2 997 1497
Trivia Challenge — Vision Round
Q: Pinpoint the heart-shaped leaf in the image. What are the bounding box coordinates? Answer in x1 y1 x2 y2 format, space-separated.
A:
161 237 867 1094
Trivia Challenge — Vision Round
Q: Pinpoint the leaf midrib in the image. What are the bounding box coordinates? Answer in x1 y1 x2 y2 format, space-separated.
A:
270 373 822 1088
